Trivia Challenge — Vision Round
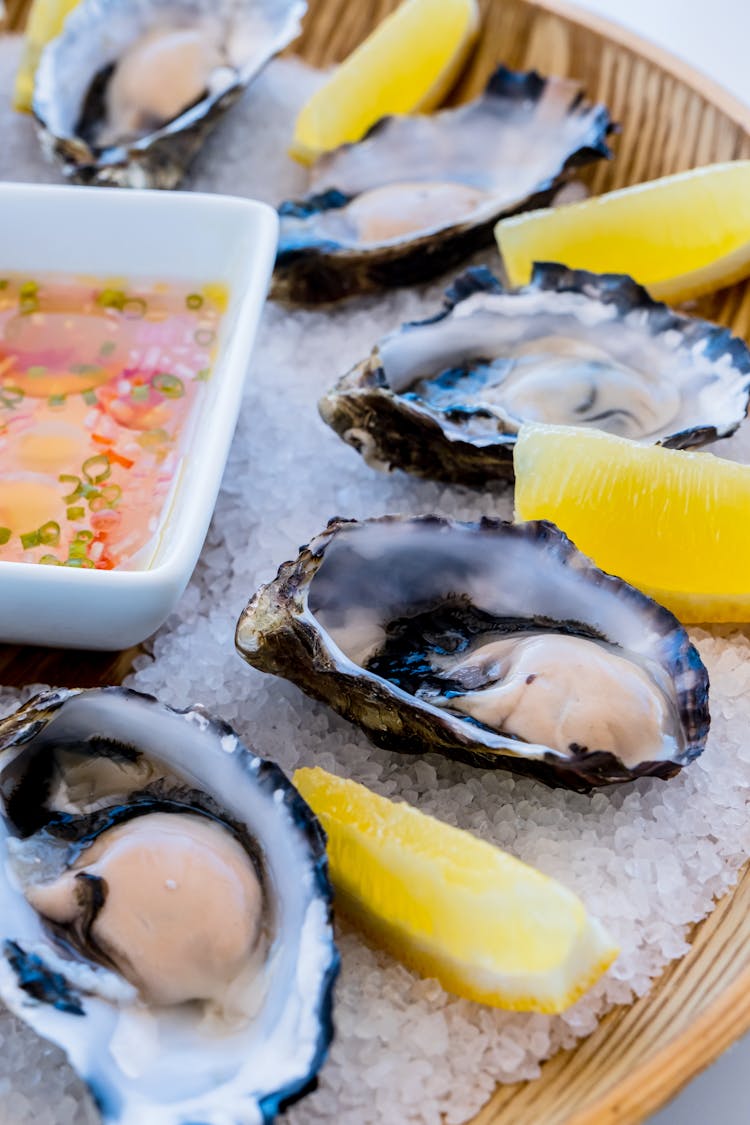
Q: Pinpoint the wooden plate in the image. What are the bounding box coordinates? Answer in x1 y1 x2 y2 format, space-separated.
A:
3 1 750 1122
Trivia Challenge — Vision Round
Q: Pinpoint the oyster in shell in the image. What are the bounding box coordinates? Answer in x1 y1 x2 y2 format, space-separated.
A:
0 687 338 1124
236 517 709 791
33 0 306 188
320 264 750 484
275 67 614 303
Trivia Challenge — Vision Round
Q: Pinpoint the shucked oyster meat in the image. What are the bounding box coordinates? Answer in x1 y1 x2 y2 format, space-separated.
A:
275 66 614 302
33 0 306 188
236 517 709 790
320 265 750 484
22 813 265 1009
0 688 338 1124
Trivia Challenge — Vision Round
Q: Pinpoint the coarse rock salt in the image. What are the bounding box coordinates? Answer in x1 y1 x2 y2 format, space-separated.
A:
2 37 750 1125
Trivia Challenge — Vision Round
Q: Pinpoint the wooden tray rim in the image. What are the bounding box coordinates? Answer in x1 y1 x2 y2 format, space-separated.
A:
536 0 750 132
511 3 750 1122
2 0 750 1122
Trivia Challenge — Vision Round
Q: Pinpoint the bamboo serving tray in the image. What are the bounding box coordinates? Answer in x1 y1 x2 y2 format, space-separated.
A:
3 1 750 1122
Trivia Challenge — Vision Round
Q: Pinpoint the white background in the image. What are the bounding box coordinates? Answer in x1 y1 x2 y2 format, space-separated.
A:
574 4 749 1123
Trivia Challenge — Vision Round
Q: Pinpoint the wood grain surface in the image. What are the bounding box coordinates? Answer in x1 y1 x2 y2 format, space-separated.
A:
3 1 750 1123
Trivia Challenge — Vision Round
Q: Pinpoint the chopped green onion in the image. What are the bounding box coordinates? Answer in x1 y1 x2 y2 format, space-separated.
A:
39 521 60 546
0 527 11 545
122 297 147 319
0 386 24 408
186 293 203 310
19 281 39 312
27 365 47 378
75 530 95 543
82 454 111 484
67 506 85 521
131 384 150 402
153 372 184 398
48 394 66 408
196 367 211 382
59 474 83 501
194 328 215 347
137 427 169 450
68 540 88 559
97 288 126 310
64 557 95 568
100 484 122 506
82 390 98 406
40 555 61 566
21 530 40 550
99 340 116 356
69 363 101 376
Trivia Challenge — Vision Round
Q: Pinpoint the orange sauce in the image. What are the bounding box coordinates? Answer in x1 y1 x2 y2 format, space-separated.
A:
0 273 227 569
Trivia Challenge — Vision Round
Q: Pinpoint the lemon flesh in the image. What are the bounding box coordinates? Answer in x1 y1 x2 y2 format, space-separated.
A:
295 767 618 1013
13 0 81 112
495 161 750 303
514 422 750 622
290 0 480 165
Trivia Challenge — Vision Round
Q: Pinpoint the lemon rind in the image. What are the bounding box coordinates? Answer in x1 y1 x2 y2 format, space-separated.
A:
295 767 619 1013
513 423 750 624
495 160 750 299
289 0 480 165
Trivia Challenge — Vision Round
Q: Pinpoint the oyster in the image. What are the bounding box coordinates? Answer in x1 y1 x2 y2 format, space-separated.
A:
320 265 750 484
0 687 338 1124
274 66 614 303
236 517 709 791
33 0 306 188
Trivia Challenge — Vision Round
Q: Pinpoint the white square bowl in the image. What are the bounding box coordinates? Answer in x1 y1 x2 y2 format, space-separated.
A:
0 182 278 650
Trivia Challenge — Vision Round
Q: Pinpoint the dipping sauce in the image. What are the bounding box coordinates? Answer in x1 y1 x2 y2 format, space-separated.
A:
0 273 227 569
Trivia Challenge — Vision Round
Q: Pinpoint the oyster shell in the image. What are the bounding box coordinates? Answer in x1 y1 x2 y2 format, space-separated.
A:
33 0 306 188
319 264 750 484
274 66 614 303
0 687 338 1124
236 517 709 791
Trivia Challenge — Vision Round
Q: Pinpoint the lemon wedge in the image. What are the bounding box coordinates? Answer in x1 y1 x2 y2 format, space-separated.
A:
13 0 82 112
495 161 750 303
514 423 750 623
294 766 618 1012
289 0 480 165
